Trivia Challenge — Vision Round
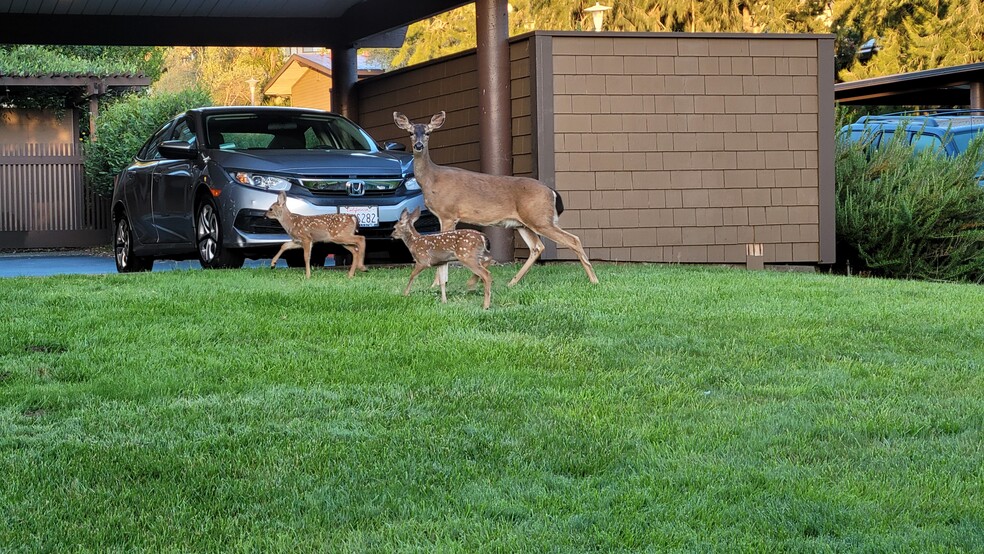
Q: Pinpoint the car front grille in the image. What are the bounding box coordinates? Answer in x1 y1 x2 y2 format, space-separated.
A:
297 177 403 197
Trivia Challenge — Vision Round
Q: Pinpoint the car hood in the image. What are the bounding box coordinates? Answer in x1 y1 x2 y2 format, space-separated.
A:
207 149 413 176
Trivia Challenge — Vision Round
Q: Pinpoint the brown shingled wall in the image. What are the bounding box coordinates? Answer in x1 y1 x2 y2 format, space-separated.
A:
546 33 832 265
356 32 834 266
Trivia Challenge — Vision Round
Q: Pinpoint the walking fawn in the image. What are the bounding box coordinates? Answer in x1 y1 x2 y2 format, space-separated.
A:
391 207 493 309
265 191 367 279
393 111 599 287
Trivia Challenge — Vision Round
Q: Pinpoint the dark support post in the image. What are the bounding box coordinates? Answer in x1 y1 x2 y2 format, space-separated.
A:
971 82 984 110
330 46 358 120
476 0 514 263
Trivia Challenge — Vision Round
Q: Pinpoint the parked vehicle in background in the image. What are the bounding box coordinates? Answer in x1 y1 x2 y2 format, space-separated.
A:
111 106 437 273
839 110 984 175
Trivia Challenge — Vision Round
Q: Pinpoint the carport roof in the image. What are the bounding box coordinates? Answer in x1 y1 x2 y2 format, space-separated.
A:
835 62 984 106
0 0 469 48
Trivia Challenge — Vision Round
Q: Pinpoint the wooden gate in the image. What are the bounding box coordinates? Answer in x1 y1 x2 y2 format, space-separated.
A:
0 142 112 249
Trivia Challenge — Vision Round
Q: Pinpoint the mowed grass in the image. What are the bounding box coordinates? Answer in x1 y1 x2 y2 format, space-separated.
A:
0 261 981 552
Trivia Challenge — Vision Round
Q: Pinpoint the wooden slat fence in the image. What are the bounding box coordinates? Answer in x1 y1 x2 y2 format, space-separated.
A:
0 142 112 249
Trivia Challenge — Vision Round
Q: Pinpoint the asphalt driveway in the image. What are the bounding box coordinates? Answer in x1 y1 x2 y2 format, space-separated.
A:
0 251 284 278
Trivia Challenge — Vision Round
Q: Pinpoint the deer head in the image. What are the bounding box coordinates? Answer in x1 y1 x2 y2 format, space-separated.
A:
265 191 289 220
394 111 445 153
391 207 421 241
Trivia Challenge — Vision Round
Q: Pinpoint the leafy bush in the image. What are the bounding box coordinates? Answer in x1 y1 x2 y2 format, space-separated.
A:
835 122 984 283
83 89 211 197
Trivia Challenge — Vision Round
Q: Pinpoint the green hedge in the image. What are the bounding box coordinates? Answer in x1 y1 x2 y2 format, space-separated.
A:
83 89 212 197
835 123 984 283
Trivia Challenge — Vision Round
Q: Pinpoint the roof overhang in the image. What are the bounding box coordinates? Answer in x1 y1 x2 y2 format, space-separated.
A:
835 62 984 106
0 0 469 48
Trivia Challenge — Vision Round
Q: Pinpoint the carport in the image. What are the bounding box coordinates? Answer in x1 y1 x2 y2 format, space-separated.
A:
1 0 518 259
835 62 984 108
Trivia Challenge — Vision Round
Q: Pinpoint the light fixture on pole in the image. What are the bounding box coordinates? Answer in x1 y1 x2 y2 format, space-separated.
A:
246 77 259 106
584 2 612 32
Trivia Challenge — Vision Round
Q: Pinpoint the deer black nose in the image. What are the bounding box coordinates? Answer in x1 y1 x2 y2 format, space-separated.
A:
413 142 424 151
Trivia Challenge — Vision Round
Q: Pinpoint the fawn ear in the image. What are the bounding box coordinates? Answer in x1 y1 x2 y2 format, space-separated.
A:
398 208 409 221
410 206 421 220
277 191 287 204
429 111 446 130
394 112 411 131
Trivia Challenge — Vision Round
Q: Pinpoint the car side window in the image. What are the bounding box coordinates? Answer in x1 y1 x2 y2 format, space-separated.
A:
138 122 174 161
171 119 197 146
912 133 944 155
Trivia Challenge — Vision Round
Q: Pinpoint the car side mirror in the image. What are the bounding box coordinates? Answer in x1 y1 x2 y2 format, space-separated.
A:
383 141 407 152
159 140 199 160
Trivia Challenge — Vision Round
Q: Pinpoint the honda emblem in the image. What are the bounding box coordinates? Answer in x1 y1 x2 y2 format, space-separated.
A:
346 180 365 196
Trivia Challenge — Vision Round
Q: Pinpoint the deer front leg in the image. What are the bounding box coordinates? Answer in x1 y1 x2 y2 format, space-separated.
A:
404 264 427 296
302 240 313 279
432 217 459 288
270 240 301 268
437 264 449 303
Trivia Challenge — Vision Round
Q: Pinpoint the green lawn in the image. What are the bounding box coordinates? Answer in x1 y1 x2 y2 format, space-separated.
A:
1 262 981 552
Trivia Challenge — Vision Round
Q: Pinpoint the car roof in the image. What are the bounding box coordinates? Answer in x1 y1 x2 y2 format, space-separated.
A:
853 111 984 132
187 106 340 117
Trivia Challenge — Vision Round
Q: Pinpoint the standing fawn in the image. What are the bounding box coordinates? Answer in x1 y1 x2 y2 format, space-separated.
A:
394 110 599 287
265 191 367 279
391 207 493 309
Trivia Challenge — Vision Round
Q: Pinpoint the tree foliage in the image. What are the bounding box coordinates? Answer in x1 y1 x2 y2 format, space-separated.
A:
835 0 984 81
392 0 836 69
83 88 213 197
154 47 284 106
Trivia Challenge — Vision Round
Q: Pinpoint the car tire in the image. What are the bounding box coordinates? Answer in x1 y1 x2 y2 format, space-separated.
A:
114 215 154 273
196 197 244 269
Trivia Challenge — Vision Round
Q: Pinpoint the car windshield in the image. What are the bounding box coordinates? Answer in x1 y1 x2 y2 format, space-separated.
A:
203 112 375 151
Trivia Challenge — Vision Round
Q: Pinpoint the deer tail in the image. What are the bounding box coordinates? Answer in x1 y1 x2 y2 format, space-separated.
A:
554 190 565 216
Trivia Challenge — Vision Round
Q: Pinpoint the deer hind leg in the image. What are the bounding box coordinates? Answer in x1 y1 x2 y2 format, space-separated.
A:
270 240 301 268
339 235 366 278
460 257 492 309
508 227 545 287
536 224 599 284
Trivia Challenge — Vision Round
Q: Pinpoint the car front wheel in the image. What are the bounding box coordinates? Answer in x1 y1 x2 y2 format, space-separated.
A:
115 215 153 273
196 198 244 269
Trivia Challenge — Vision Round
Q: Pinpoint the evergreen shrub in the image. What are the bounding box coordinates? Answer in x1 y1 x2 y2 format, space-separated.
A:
83 89 212 197
835 119 984 282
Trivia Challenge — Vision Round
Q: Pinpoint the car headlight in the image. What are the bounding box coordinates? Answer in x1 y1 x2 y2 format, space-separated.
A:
232 172 292 191
404 176 420 191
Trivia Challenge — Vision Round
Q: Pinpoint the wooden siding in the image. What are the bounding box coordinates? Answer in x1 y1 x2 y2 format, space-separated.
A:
290 71 332 111
353 31 833 267
358 51 482 172
0 142 110 248
546 33 833 265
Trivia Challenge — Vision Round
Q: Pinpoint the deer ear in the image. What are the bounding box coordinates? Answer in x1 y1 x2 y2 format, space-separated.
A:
430 111 446 129
394 112 411 131
277 191 287 204
410 207 421 220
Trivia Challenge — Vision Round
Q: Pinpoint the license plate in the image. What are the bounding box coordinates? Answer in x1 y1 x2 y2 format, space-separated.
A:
340 206 378 227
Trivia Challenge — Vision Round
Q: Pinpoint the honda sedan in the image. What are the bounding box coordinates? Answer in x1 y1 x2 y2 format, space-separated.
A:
111 106 437 272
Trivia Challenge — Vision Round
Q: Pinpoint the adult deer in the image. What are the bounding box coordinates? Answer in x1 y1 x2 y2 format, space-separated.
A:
393 111 599 286
265 191 367 279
